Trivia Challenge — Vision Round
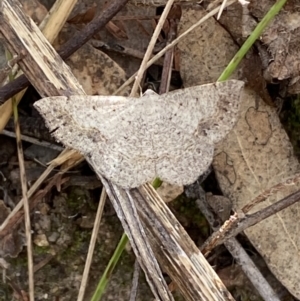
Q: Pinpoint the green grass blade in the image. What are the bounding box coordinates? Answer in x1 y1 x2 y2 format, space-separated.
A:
90 233 129 301
218 0 288 81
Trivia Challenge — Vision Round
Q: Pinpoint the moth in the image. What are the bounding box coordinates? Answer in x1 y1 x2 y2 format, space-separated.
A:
34 80 244 188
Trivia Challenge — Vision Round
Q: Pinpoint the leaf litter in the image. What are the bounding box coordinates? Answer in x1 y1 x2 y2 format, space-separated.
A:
178 2 300 299
3 0 299 300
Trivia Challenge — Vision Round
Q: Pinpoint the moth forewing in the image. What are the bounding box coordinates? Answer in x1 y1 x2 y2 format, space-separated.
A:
34 80 244 188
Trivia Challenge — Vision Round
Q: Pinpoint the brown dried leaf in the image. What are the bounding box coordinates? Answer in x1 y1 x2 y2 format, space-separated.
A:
67 3 97 24
157 182 184 203
54 26 129 96
213 88 300 300
178 5 300 298
106 21 128 40
178 6 239 85
249 0 300 93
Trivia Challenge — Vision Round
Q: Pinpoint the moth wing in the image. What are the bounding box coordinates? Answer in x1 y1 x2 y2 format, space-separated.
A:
34 80 244 188
34 95 135 153
89 136 156 188
155 133 214 185
157 82 220 135
104 83 219 140
197 80 244 143
100 96 216 187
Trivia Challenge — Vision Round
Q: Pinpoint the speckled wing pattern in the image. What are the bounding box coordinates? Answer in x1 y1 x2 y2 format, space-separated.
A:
34 80 244 188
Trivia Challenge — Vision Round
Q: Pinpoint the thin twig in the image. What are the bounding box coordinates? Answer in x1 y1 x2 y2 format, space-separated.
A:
194 186 280 301
200 173 300 255
1 129 63 151
91 40 165 65
0 0 130 103
77 189 107 301
159 17 178 95
129 260 140 301
33 254 54 273
130 0 175 96
224 239 280 300
12 94 34 301
114 0 237 95
201 189 300 255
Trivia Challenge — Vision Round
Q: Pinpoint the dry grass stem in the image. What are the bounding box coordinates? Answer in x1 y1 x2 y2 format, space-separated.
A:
1 129 64 151
195 191 280 301
12 97 34 300
130 0 175 96
77 189 107 301
0 0 77 131
114 0 237 95
217 0 228 19
242 173 300 213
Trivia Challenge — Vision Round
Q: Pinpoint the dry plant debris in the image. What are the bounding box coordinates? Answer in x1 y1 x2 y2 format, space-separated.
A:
214 88 300 300
34 80 244 188
249 0 300 93
53 26 130 96
177 3 300 299
2 0 300 300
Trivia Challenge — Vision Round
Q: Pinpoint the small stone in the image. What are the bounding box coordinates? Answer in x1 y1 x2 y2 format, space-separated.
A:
48 232 59 243
34 234 49 247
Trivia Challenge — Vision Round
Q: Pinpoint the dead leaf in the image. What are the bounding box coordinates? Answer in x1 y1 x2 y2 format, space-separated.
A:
178 6 239 85
157 182 184 203
67 3 97 24
54 26 129 96
249 0 300 94
177 5 300 299
213 88 300 300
